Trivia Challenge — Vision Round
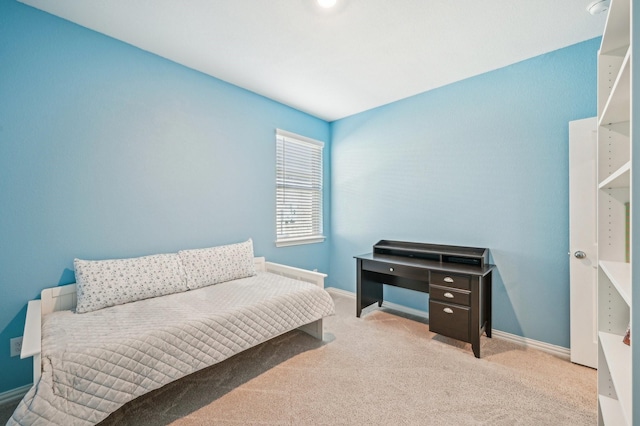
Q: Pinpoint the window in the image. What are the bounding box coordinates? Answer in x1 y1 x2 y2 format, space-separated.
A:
276 129 325 247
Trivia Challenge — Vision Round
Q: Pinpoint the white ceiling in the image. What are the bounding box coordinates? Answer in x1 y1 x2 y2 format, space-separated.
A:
19 0 607 121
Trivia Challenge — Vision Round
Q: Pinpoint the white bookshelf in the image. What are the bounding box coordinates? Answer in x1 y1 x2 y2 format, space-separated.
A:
598 161 630 189
596 0 633 424
600 332 632 422
599 50 630 126
599 395 627 425
600 260 631 305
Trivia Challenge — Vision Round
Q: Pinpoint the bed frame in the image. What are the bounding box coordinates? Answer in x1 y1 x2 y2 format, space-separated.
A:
20 257 327 384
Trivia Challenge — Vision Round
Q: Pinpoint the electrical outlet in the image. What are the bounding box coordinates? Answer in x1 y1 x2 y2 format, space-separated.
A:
10 336 23 357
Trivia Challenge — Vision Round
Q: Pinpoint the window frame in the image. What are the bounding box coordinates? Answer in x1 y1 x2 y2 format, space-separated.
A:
275 129 326 247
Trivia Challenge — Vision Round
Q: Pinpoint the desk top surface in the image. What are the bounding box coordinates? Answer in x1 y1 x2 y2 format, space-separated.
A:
355 252 494 276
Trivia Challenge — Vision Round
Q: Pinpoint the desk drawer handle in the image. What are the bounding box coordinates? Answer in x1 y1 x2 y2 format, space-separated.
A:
443 307 454 314
444 276 454 283
444 292 454 299
389 267 394 272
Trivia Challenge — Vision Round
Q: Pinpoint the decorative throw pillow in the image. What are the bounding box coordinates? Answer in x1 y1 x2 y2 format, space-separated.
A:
178 239 256 290
74 253 188 313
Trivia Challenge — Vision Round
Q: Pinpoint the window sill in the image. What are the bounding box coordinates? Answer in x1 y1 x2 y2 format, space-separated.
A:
275 236 326 247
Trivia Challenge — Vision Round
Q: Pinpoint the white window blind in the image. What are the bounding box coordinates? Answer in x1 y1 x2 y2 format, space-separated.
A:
276 129 325 247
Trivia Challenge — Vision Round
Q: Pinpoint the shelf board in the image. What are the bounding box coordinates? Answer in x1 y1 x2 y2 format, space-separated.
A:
599 161 631 189
599 261 631 306
600 0 631 55
600 120 630 137
599 395 628 425
599 332 632 422
599 49 631 126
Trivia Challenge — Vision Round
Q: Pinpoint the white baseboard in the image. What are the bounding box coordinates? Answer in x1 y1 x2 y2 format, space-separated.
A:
325 287 354 299
0 384 30 407
490 329 570 360
326 287 570 360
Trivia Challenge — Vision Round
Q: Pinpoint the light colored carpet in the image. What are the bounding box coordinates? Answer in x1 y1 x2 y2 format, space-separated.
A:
0 293 596 425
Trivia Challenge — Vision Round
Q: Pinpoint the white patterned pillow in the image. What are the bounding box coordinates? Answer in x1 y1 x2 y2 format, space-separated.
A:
74 253 188 313
178 239 256 290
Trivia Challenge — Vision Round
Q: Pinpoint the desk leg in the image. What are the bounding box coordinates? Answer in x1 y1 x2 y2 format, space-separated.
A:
471 272 492 358
485 273 492 338
356 259 383 317
472 338 481 358
471 276 481 358
356 259 364 317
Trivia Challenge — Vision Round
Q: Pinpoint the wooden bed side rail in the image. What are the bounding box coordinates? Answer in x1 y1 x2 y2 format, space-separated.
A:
263 261 327 288
22 284 77 384
41 283 77 315
21 301 41 359
22 300 42 384
253 256 326 288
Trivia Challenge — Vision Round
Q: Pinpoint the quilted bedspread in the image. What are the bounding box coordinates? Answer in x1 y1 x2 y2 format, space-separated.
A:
8 272 335 426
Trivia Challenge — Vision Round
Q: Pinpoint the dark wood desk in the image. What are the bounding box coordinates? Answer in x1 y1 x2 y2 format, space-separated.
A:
355 240 494 358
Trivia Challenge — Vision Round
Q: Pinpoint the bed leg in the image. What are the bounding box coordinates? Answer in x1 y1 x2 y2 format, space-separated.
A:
297 319 323 340
33 353 41 385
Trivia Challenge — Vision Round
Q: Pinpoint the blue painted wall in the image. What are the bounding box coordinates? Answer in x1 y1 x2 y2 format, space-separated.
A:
0 0 606 396
0 0 330 393
328 38 600 348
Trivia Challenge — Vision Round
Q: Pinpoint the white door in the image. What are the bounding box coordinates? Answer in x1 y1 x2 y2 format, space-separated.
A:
569 117 598 369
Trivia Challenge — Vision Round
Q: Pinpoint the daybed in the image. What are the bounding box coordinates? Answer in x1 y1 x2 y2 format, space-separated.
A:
8 240 335 426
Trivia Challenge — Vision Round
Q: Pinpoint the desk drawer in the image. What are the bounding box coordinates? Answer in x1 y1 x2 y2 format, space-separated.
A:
429 284 471 306
429 300 470 342
362 260 428 281
430 272 471 290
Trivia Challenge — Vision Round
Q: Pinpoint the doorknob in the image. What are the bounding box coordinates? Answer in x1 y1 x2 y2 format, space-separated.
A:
574 251 587 259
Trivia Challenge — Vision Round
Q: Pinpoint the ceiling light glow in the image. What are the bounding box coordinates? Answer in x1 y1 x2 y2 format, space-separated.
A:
317 0 337 8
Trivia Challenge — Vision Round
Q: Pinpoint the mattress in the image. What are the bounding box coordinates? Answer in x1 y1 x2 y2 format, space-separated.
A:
8 271 335 425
